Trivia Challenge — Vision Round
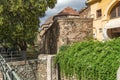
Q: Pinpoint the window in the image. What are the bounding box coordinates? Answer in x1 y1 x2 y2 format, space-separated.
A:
111 8 116 18
118 5 120 16
96 9 102 18
107 28 120 38
110 2 120 18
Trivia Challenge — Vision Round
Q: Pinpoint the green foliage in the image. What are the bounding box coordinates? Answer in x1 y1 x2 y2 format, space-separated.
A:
55 38 120 80
0 0 57 50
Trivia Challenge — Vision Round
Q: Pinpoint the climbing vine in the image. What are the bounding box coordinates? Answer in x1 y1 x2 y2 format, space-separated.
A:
55 38 120 80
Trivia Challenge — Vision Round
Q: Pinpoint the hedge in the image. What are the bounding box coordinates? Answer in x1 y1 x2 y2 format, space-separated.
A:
55 38 120 80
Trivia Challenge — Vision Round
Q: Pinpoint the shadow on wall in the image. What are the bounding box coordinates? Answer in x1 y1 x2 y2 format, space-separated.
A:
39 21 60 54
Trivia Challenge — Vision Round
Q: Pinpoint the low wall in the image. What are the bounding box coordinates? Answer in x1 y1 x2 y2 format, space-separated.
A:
4 54 120 80
37 54 57 80
37 54 77 80
8 54 58 80
9 60 38 80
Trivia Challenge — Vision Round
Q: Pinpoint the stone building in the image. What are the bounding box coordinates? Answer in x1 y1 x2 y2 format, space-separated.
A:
87 0 120 40
79 7 91 18
39 7 93 54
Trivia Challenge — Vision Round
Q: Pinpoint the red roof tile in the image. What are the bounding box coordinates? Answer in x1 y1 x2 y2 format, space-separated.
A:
56 7 79 16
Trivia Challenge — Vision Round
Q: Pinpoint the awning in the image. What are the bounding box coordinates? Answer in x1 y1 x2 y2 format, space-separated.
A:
103 19 120 40
104 19 120 29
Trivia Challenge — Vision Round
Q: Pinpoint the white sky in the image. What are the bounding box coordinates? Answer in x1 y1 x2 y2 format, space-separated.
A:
40 0 87 25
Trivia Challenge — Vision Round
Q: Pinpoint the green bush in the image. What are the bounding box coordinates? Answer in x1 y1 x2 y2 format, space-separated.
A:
55 38 120 80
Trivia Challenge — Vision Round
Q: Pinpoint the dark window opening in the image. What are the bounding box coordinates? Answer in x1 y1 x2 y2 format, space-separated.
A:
111 8 116 18
118 6 120 16
96 9 102 18
107 27 120 38
110 2 120 18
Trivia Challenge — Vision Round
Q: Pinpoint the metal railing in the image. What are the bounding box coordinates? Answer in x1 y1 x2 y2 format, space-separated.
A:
0 55 21 80
0 50 27 62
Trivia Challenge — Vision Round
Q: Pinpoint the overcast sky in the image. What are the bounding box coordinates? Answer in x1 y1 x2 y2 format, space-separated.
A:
40 0 87 25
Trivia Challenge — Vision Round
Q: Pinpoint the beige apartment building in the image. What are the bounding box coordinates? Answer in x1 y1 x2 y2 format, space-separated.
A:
87 0 120 41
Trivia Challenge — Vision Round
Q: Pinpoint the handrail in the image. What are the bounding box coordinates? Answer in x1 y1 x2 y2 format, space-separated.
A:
0 55 21 80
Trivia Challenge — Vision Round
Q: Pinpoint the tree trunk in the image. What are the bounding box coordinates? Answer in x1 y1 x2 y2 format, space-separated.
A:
17 40 27 51
20 45 27 51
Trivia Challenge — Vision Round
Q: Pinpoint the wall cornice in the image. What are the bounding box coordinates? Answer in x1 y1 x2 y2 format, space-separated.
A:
86 0 101 5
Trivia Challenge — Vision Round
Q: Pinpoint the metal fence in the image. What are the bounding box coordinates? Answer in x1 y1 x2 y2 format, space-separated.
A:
0 50 26 62
0 55 21 80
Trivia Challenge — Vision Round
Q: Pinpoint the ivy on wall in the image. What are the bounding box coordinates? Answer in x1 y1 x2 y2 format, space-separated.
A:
55 38 120 80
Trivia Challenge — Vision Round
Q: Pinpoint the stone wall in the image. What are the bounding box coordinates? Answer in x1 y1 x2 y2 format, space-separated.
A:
39 17 93 54
37 54 47 80
37 54 57 80
39 21 60 54
9 60 38 80
37 54 77 80
2 53 119 80
7 54 58 80
37 54 78 80
57 18 93 47
79 7 91 18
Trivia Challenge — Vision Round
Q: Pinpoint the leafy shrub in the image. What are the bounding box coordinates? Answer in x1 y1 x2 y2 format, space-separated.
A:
55 38 120 80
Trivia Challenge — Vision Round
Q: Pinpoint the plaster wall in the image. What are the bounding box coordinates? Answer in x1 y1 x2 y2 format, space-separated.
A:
89 0 120 40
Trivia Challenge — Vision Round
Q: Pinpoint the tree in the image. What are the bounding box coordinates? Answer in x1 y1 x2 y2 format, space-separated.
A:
0 0 57 51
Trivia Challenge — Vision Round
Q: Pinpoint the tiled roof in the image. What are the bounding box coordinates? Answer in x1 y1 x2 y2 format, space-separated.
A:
40 17 53 36
40 7 79 37
56 7 79 16
79 7 88 13
41 16 53 26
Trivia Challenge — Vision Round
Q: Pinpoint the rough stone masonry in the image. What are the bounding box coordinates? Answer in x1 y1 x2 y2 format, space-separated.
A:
39 18 93 54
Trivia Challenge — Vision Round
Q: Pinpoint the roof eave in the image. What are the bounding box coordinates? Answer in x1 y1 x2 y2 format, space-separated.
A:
86 0 101 5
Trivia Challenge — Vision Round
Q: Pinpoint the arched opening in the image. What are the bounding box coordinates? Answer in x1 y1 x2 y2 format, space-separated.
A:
104 1 120 40
104 0 119 20
110 2 120 19
107 28 120 38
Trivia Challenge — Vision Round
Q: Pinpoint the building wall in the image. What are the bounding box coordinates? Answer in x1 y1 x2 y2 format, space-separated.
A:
39 21 60 54
79 7 91 18
9 60 38 80
57 18 93 48
39 17 93 54
88 0 119 40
